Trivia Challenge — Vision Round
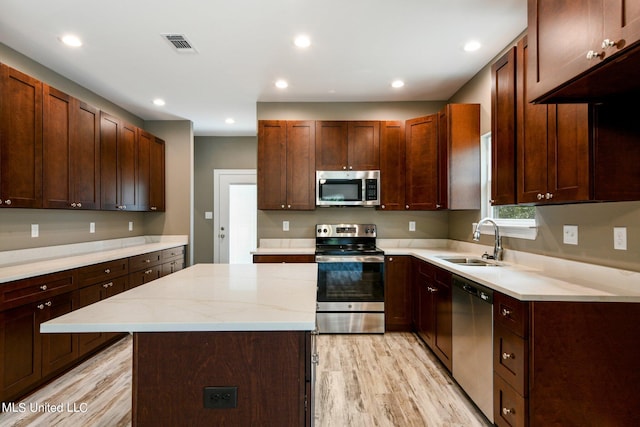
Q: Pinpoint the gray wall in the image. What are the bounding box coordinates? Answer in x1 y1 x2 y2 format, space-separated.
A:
193 136 258 264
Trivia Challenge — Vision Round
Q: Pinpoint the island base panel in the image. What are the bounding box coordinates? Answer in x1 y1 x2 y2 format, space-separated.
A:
132 331 308 427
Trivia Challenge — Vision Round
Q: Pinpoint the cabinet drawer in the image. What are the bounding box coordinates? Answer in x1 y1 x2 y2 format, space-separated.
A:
0 271 76 311
77 259 128 288
494 322 528 396
128 265 162 289
252 254 315 263
129 251 162 271
162 246 185 262
162 260 185 277
494 373 527 427
494 292 529 338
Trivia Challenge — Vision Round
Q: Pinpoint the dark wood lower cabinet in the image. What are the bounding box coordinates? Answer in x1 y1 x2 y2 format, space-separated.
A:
384 256 412 331
0 245 186 403
252 254 315 263
133 331 311 426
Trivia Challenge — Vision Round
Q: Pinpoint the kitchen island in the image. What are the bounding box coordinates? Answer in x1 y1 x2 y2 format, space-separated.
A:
41 263 318 427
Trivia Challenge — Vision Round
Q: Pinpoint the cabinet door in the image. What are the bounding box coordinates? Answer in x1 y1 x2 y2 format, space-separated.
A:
119 122 138 210
527 0 602 102
73 101 101 209
315 121 348 170
414 260 436 345
0 303 42 401
41 293 77 377
43 87 100 209
384 256 412 331
77 284 106 356
137 129 152 211
258 120 287 209
379 121 405 210
433 268 452 371
347 121 380 170
149 136 165 211
546 104 591 202
286 120 316 210
405 115 438 210
0 64 43 208
517 37 550 204
100 112 120 210
605 0 640 47
491 48 517 206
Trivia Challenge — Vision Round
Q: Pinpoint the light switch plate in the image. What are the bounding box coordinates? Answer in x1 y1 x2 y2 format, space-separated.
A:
409 221 416 231
614 227 627 250
90 222 95 233
205 211 213 219
31 224 39 238
128 221 133 231
283 220 290 231
563 225 578 245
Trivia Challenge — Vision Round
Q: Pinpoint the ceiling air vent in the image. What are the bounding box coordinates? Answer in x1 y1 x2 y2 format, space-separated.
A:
161 34 197 53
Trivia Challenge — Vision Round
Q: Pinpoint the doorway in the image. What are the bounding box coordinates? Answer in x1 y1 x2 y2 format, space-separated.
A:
213 169 257 263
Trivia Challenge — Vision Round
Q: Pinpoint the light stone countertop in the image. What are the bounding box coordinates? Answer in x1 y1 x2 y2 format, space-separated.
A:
253 238 640 302
41 263 318 333
0 235 188 284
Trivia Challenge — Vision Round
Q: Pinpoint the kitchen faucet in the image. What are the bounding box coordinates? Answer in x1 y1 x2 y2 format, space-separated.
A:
472 218 503 261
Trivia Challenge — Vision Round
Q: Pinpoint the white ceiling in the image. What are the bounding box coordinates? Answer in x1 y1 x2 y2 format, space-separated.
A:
0 0 526 136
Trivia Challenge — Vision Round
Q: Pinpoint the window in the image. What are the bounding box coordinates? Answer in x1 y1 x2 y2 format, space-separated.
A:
479 133 537 240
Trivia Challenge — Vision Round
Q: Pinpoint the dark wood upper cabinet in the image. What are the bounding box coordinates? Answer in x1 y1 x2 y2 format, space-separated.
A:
528 0 640 103
315 121 379 170
0 63 43 208
517 36 591 205
100 112 139 211
379 121 405 210
405 115 438 210
149 136 165 212
437 104 480 210
137 129 153 211
490 47 517 206
43 85 100 210
258 120 315 210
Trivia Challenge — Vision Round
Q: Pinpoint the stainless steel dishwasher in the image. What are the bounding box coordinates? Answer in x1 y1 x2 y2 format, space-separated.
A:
452 274 494 423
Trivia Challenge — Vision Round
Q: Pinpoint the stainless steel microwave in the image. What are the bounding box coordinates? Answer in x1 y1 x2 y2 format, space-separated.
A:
316 170 380 207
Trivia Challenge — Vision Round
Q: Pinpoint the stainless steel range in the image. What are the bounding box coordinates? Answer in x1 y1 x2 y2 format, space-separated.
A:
315 224 385 334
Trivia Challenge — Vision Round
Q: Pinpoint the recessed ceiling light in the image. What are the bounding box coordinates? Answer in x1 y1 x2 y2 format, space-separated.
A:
153 98 166 106
225 118 235 124
294 35 311 48
463 40 481 52
60 34 82 47
391 80 405 88
275 80 289 89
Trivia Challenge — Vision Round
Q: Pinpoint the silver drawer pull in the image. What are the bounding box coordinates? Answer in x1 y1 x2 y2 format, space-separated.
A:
145 269 153 274
105 268 111 274
37 303 45 310
103 282 113 288
502 407 515 415
502 352 515 360
40 285 47 291
501 308 512 317
45 301 52 307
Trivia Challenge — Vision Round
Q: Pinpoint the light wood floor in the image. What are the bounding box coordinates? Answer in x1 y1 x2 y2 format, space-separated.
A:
1 333 490 427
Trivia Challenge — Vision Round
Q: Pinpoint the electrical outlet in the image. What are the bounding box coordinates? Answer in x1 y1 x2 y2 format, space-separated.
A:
90 222 95 233
205 211 213 220
128 221 133 231
31 224 39 238
563 225 578 245
614 227 627 250
409 221 416 232
203 386 237 409
283 220 289 231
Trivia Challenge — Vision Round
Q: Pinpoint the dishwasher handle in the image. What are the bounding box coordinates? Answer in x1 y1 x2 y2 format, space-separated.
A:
452 275 493 304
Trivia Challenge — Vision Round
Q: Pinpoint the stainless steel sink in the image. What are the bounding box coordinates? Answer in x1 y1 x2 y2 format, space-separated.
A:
437 256 500 267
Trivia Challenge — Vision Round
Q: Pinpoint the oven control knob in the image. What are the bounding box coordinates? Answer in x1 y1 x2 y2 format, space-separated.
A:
323 228 328 233
317 228 321 233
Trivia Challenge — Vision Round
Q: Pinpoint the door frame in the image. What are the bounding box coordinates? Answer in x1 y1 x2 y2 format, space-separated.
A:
213 169 257 263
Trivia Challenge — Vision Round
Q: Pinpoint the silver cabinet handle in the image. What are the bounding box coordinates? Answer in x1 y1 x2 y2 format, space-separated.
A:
40 285 47 291
102 282 113 288
105 268 111 274
77 202 82 208
537 193 544 200
503 407 515 415
546 192 554 200
37 303 45 310
427 286 437 292
145 269 153 274
586 50 602 60
342 166 347 170
4 199 11 205
502 352 515 360
602 39 617 49
501 308 512 317
405 204 410 209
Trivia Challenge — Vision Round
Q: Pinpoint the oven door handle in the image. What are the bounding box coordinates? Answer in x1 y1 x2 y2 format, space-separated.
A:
315 255 385 263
